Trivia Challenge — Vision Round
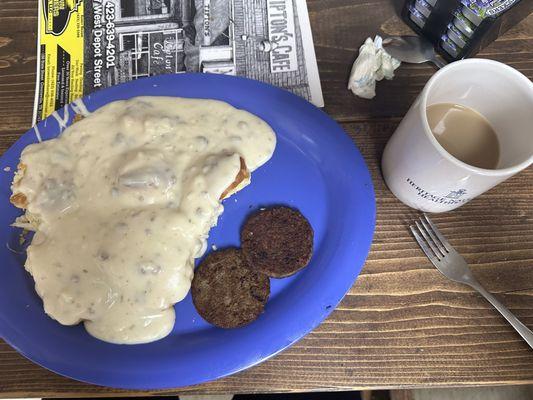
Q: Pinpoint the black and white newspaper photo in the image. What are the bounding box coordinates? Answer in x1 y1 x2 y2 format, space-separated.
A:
34 0 324 122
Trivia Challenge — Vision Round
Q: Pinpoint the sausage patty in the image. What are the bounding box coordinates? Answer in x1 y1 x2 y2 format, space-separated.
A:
241 206 313 278
191 248 270 328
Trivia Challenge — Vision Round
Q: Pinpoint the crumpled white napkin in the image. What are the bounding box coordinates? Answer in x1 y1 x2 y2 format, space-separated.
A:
347 36 401 99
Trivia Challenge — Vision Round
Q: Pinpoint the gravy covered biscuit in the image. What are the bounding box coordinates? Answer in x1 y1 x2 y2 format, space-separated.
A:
10 96 276 344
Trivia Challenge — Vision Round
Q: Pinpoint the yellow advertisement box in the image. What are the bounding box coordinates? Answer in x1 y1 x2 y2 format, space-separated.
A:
34 0 84 123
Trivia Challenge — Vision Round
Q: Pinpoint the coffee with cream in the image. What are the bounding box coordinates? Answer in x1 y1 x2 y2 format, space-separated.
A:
427 103 500 170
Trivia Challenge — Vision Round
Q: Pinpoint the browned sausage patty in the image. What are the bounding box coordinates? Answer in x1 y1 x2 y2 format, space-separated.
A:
191 248 270 328
241 207 313 278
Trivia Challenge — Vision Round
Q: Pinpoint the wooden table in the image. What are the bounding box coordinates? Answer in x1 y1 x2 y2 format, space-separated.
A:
1 0 532 397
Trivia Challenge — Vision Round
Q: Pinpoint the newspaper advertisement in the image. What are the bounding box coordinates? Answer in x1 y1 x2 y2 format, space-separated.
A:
33 0 324 123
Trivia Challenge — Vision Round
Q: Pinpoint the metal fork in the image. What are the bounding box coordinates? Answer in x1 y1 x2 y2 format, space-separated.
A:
410 214 533 349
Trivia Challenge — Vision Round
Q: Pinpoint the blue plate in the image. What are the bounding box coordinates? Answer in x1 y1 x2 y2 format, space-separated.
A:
0 74 375 389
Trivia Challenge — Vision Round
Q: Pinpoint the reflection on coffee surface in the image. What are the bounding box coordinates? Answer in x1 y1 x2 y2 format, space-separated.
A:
427 103 500 169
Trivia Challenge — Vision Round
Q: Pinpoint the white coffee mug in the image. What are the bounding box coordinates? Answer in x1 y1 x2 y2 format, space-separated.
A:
382 59 533 213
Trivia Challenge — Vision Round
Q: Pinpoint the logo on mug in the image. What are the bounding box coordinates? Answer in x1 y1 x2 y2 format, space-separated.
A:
406 178 470 205
444 189 467 199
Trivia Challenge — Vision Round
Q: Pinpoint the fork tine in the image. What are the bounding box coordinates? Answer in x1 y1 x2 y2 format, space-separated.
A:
419 217 447 256
410 224 440 262
414 220 442 260
423 214 451 251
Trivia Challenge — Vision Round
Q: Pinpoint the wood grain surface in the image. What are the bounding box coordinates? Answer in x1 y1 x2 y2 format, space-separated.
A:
0 0 532 397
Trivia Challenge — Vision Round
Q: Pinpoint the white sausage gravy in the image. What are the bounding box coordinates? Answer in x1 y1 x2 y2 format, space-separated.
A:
11 97 276 344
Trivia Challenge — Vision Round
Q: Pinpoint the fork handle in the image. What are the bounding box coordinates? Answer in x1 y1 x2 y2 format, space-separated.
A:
469 281 533 349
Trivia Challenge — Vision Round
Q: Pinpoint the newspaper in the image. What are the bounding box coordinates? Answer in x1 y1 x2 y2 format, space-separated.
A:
33 0 324 124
